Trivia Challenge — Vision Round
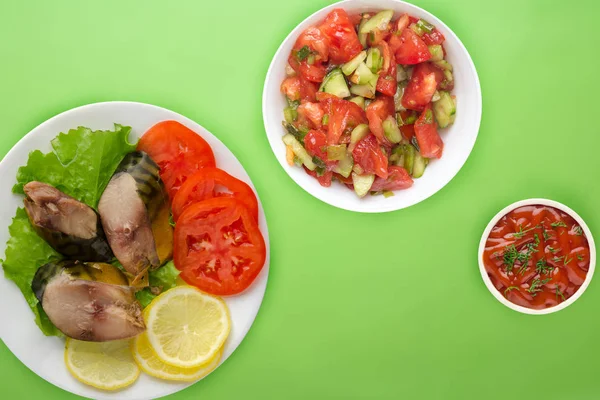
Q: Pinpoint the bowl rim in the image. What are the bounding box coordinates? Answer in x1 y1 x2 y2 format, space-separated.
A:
262 0 483 213
477 198 596 315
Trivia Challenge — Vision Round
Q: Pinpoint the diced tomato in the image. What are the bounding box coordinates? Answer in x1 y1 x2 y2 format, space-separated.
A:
370 166 413 192
395 14 410 33
388 14 410 55
365 96 395 142
349 13 363 27
321 98 367 145
376 42 397 96
393 28 431 65
304 129 329 162
399 124 415 141
174 197 266 296
409 16 419 24
318 9 363 63
414 104 443 159
280 77 301 101
401 62 442 111
315 91 339 102
352 134 388 179
298 77 318 102
422 29 445 45
288 56 327 83
297 102 324 129
293 26 329 61
305 167 333 187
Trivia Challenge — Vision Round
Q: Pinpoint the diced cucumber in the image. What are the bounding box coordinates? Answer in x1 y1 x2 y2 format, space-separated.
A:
285 63 296 76
349 96 366 109
434 60 453 71
440 69 454 90
327 145 347 161
428 45 443 62
412 152 428 178
449 97 457 125
366 48 383 74
319 68 350 98
358 15 370 48
352 163 364 175
352 173 375 197
432 91 455 128
431 90 441 102
322 114 329 125
396 65 408 82
389 145 405 166
282 134 316 170
283 107 297 123
351 62 378 85
359 10 394 34
350 81 377 99
342 51 367 76
403 144 415 175
416 19 434 33
382 115 402 143
410 23 424 36
350 123 370 147
394 81 407 111
333 152 354 178
383 191 394 198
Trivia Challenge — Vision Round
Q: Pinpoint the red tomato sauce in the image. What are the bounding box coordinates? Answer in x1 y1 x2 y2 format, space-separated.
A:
483 205 590 310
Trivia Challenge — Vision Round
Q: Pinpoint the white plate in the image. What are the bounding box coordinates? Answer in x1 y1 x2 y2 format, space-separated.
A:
0 102 270 400
263 0 482 213
478 198 595 315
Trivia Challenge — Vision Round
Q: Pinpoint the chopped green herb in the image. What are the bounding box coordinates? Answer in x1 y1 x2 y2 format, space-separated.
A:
517 264 529 275
535 259 553 275
503 245 519 273
548 246 558 254
513 225 538 239
527 278 551 297
577 254 584 261
543 229 552 241
551 221 567 228
573 226 583 236
552 256 564 263
556 286 565 301
287 98 300 110
283 122 306 144
296 45 311 61
563 256 573 266
416 19 435 33
504 286 519 296
410 137 420 152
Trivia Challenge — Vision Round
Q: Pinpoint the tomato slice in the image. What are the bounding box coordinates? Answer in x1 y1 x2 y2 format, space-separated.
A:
422 29 445 45
352 134 388 179
393 28 431 65
137 121 216 199
414 105 443 159
174 197 266 296
280 77 302 101
304 166 333 187
171 168 259 222
365 96 395 143
399 124 415 141
376 42 397 96
318 9 363 64
370 166 413 192
321 98 367 144
401 62 443 111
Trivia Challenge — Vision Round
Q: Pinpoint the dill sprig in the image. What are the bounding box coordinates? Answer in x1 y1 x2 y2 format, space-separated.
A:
527 278 551 297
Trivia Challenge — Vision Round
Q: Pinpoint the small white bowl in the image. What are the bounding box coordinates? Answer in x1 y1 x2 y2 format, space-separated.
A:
478 198 596 315
262 0 482 213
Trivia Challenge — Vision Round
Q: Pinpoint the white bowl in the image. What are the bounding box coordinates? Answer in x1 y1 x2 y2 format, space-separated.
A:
478 198 596 315
0 102 270 400
262 0 482 213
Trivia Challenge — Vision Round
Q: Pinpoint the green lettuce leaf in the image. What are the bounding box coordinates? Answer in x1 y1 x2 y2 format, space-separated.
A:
2 208 62 336
135 261 180 308
2 124 137 335
13 124 136 207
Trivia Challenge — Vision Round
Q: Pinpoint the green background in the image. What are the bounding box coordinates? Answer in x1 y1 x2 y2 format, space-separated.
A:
1 0 599 399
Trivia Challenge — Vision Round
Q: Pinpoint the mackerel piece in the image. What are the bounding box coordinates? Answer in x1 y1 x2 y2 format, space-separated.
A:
23 181 113 262
98 151 173 286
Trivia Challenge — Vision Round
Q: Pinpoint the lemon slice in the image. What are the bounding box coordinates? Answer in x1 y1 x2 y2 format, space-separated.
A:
145 286 230 368
65 338 140 390
132 332 222 381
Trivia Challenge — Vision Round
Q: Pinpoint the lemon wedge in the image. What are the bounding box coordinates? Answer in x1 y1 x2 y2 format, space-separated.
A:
145 286 230 368
132 332 222 381
65 338 139 390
